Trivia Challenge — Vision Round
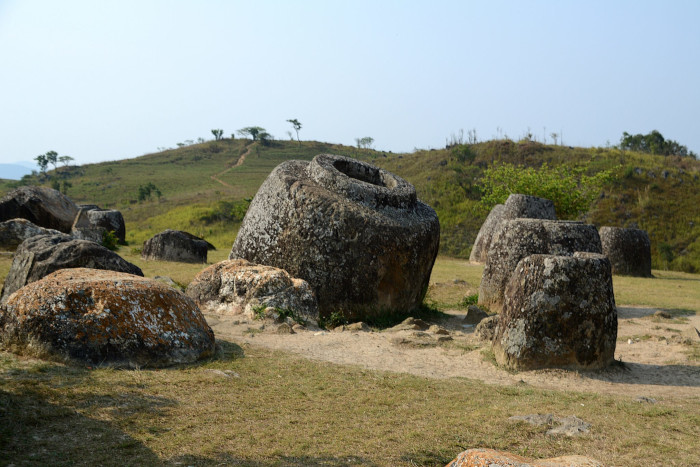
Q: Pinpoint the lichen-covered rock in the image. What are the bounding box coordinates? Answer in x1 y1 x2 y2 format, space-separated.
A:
1 234 143 304
599 226 652 277
493 252 617 370
0 268 215 367
0 218 62 250
229 154 440 320
474 315 500 341
142 229 208 263
71 207 127 244
469 204 505 263
0 186 79 233
185 259 319 325
478 219 602 313
446 448 603 466
470 195 556 264
502 193 557 220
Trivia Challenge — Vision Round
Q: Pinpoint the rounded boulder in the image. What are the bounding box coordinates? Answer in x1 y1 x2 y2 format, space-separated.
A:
142 229 209 263
0 268 215 367
230 154 440 320
186 259 319 325
492 252 617 371
599 226 652 277
0 186 79 233
1 233 143 304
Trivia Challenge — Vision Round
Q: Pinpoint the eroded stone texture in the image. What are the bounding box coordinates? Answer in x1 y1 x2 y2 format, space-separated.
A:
185 259 318 325
599 226 652 277
0 268 215 367
492 253 617 371
71 207 127 244
478 219 602 313
446 448 603 467
142 229 208 263
502 193 557 220
1 234 143 304
0 218 61 250
469 204 505 263
470 195 557 264
229 154 440 320
0 186 79 233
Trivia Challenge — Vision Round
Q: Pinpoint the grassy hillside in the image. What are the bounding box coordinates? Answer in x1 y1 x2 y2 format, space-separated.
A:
2 138 699 271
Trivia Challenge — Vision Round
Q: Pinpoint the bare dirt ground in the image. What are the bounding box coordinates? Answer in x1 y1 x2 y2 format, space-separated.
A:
205 306 700 399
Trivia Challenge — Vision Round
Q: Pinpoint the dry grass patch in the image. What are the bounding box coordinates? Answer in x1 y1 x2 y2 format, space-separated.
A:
2 344 700 466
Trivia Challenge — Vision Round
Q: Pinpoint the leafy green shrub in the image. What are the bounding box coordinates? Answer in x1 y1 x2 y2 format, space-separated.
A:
478 162 615 219
101 230 119 251
460 293 479 306
200 198 251 224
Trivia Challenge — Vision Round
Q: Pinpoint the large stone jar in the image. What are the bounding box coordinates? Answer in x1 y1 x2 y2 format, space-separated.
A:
599 226 652 277
230 154 440 320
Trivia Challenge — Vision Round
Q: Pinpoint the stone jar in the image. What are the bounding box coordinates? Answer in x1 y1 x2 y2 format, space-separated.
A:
599 226 652 277
230 154 440 320
492 252 617 371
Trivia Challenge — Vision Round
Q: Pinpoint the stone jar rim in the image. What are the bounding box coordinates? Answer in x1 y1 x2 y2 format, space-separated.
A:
308 154 416 209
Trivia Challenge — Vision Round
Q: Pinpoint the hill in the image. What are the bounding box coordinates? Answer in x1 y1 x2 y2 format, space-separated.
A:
1 138 698 272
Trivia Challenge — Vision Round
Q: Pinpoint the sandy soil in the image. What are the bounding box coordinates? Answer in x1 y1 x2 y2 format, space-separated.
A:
205 306 700 399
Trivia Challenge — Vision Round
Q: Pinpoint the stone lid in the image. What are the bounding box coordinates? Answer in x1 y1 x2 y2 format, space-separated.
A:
307 154 416 209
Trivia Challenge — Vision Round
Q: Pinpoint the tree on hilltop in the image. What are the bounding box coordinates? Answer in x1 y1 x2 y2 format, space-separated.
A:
211 129 224 141
237 126 266 141
287 119 302 145
620 130 696 158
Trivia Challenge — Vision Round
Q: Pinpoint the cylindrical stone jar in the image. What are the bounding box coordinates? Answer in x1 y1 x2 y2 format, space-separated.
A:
230 154 440 320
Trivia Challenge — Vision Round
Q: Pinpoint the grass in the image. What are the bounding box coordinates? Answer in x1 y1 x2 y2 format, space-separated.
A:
1 345 699 466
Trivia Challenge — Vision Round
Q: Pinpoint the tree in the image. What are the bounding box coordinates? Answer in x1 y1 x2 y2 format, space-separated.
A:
45 150 58 171
237 126 266 141
620 130 696 158
211 129 224 141
58 155 74 167
287 118 302 144
257 130 273 146
34 154 48 176
356 136 374 149
137 182 162 202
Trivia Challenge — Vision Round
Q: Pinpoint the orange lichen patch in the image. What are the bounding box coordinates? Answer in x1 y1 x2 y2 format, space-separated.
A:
446 448 604 467
1 268 215 367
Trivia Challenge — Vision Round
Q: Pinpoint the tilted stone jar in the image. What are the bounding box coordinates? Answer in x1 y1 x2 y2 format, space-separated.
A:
230 154 440 320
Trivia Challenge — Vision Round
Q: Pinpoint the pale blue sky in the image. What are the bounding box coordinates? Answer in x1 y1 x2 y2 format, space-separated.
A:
1 0 699 166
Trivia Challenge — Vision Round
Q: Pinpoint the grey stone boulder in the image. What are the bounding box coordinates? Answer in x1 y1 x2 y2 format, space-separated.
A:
599 226 652 277
0 186 79 233
229 154 440 321
470 194 556 264
71 207 127 244
478 219 602 313
185 259 319 326
447 448 603 467
142 229 208 263
0 218 62 250
492 252 617 371
502 193 557 220
0 268 215 368
469 204 505 263
1 233 143 304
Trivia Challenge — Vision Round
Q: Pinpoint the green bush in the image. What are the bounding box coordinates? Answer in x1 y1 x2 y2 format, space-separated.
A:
478 162 615 219
101 230 119 251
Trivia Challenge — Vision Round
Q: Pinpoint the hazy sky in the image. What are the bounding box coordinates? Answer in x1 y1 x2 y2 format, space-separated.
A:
1 0 699 166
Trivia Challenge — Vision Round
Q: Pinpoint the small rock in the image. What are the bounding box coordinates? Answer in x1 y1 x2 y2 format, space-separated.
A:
627 339 633 345
428 325 449 335
436 335 453 343
292 323 306 333
206 369 239 379
635 396 657 404
509 414 590 437
474 315 499 341
463 305 488 325
653 310 672 319
388 317 430 332
277 323 294 334
345 322 370 332
331 325 345 333
452 279 466 285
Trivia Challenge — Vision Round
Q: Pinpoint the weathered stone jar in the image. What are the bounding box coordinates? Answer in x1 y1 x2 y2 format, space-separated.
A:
230 154 440 320
492 252 617 370
599 226 652 277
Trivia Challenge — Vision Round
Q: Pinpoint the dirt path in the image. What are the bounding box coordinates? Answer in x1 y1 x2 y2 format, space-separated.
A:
210 143 254 188
206 306 700 399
